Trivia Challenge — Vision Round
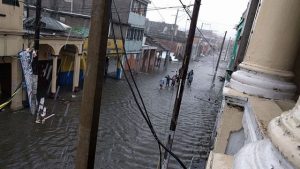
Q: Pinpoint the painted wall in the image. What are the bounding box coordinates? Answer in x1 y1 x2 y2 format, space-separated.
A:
128 12 146 28
0 2 23 32
125 40 142 53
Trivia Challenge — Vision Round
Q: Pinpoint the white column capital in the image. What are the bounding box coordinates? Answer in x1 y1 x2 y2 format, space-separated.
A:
233 139 294 169
268 98 300 168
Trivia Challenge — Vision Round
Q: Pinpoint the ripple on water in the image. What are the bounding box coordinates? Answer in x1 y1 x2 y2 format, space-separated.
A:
0 56 224 169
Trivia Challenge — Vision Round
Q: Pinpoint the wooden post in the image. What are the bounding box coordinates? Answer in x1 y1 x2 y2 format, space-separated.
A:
161 0 202 168
75 0 111 168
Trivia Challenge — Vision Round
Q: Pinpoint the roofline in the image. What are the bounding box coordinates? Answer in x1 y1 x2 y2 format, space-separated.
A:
25 5 91 19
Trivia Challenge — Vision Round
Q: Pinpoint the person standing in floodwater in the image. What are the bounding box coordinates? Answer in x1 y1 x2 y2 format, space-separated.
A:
165 75 170 87
171 74 176 87
159 78 164 89
187 70 194 86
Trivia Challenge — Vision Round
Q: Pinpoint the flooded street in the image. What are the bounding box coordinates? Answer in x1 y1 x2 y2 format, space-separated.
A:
0 55 226 169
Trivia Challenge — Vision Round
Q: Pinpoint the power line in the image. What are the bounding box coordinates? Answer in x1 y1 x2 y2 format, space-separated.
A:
150 1 166 22
110 0 187 168
178 0 216 50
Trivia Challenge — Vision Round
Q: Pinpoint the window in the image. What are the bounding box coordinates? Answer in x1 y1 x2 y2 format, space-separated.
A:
2 0 19 6
140 3 147 16
126 28 131 39
131 0 147 16
133 29 138 40
140 30 144 41
127 27 144 41
132 0 139 13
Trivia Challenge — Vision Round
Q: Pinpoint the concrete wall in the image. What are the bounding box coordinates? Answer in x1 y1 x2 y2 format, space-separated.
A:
0 3 23 32
128 12 145 28
112 0 131 24
0 35 24 56
125 40 142 53
26 0 133 31
28 0 92 15
109 23 128 40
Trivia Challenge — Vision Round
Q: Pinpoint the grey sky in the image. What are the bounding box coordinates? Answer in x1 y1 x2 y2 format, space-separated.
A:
146 0 249 37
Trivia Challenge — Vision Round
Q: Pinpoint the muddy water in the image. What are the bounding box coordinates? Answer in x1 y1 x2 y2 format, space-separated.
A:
0 55 225 169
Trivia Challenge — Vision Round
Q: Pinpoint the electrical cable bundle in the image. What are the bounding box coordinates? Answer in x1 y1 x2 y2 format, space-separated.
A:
109 0 187 168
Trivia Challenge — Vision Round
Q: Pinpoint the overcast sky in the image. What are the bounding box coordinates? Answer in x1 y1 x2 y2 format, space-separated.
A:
146 0 249 37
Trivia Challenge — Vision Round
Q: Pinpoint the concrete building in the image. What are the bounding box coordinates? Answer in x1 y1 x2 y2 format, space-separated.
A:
25 0 151 79
0 1 24 110
139 35 168 73
110 0 151 79
0 1 83 110
23 16 84 95
145 20 187 60
207 0 300 169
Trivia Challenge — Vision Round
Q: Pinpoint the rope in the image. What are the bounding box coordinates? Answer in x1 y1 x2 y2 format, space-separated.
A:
0 82 23 110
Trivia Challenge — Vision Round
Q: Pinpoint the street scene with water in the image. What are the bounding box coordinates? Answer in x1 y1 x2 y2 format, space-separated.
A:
0 54 227 168
3 0 287 168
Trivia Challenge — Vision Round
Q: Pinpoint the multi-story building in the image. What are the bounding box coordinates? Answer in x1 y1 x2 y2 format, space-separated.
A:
0 1 24 110
25 0 150 79
110 0 151 79
1 0 84 111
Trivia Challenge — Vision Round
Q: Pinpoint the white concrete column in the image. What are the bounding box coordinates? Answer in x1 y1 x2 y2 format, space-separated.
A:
230 0 300 99
10 58 23 110
233 97 300 169
233 139 294 169
73 53 81 92
268 97 300 168
50 56 58 96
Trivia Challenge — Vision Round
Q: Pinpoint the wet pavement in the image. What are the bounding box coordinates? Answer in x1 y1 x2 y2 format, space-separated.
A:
0 55 227 169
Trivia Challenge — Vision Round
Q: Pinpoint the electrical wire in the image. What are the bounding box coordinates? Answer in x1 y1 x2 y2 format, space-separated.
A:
111 0 187 168
150 1 166 22
178 0 216 51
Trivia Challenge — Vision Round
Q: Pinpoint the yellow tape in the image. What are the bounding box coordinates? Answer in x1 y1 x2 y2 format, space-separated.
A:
0 85 22 110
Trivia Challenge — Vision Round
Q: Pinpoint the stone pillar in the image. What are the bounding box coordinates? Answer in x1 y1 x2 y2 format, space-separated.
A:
73 53 81 92
10 58 23 110
50 56 58 97
233 97 300 169
230 0 300 99
268 97 300 168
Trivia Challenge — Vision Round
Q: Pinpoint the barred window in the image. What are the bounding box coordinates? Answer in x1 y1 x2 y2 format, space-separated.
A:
2 0 19 6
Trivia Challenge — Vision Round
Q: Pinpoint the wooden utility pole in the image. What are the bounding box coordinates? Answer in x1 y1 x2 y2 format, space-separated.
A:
33 0 41 71
235 0 259 68
165 9 179 68
211 31 227 87
194 23 204 58
31 0 42 114
161 0 201 168
75 0 111 168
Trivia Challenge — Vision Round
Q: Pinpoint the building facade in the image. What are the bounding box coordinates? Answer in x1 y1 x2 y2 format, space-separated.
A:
0 1 24 110
0 1 84 110
25 0 150 79
145 20 187 60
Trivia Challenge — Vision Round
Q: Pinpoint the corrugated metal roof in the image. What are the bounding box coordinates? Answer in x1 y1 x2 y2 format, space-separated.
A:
24 16 71 32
